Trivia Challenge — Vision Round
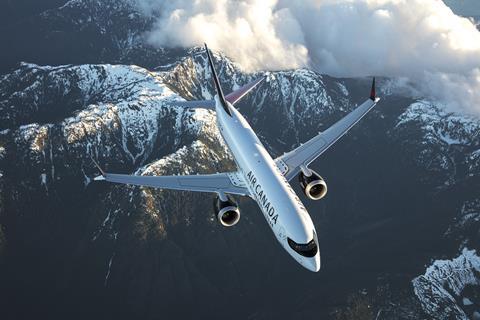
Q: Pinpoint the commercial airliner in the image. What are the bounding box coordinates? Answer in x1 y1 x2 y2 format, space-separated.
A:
92 44 380 272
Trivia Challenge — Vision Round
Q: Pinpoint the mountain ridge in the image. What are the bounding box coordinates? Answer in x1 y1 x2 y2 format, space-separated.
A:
1 54 479 319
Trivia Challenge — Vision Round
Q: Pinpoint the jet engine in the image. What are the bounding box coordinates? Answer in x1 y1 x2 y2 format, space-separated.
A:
299 169 328 200
213 194 241 227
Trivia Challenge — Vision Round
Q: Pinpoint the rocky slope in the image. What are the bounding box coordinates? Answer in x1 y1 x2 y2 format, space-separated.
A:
0 61 230 318
0 0 185 73
392 101 480 187
390 101 480 319
0 54 364 319
0 52 478 319
413 249 480 320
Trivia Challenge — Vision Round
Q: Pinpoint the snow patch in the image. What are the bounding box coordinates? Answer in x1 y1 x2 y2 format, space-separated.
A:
413 248 480 319
104 252 115 287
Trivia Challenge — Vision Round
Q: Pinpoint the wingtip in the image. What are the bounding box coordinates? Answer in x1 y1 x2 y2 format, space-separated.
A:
370 77 376 101
90 155 106 177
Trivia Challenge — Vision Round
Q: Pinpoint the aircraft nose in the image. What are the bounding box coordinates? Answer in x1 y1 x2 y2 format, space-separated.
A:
305 254 321 272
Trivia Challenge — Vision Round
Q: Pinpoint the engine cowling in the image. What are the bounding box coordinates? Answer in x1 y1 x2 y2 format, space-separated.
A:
213 194 241 227
299 169 328 200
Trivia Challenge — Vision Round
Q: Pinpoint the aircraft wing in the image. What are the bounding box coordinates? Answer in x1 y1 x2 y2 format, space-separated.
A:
93 167 250 196
276 78 380 181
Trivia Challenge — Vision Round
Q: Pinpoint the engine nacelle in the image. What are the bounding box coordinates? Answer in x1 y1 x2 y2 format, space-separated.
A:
213 194 241 227
299 169 328 200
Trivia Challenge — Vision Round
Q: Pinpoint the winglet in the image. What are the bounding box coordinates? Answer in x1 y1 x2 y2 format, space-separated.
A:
370 77 376 101
204 43 231 116
90 156 106 177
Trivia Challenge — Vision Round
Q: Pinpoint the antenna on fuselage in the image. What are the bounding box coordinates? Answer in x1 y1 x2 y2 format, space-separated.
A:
204 43 232 117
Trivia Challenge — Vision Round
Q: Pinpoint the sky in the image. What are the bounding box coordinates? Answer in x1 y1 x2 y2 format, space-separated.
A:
138 0 480 115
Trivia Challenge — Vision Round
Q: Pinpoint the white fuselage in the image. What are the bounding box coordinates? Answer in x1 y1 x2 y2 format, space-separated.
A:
215 97 320 272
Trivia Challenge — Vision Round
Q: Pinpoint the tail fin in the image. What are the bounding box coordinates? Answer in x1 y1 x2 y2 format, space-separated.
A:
204 44 231 116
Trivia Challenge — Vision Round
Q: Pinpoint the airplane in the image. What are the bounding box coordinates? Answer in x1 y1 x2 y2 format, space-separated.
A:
91 44 380 272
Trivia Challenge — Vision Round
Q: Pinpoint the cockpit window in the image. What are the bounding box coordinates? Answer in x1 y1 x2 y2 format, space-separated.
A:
287 237 318 257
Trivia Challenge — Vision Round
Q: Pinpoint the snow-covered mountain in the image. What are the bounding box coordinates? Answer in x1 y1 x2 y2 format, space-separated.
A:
1 52 479 320
392 101 480 187
391 101 480 320
413 248 480 320
1 1 479 319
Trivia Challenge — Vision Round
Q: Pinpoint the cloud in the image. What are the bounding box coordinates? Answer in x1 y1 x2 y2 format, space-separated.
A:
139 0 480 115
140 0 308 70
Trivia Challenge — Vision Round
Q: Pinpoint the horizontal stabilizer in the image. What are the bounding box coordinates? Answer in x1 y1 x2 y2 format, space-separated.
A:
170 100 215 109
226 77 265 105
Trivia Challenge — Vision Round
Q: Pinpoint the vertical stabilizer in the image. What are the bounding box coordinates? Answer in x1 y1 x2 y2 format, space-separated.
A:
204 44 231 116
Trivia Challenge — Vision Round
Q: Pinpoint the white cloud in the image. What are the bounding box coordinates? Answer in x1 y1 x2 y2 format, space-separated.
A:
141 0 308 70
139 0 480 115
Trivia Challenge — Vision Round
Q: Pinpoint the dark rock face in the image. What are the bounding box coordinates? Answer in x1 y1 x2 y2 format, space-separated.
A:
0 224 4 259
1 1 479 319
0 0 69 27
413 248 480 320
471 15 480 27
0 0 186 74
